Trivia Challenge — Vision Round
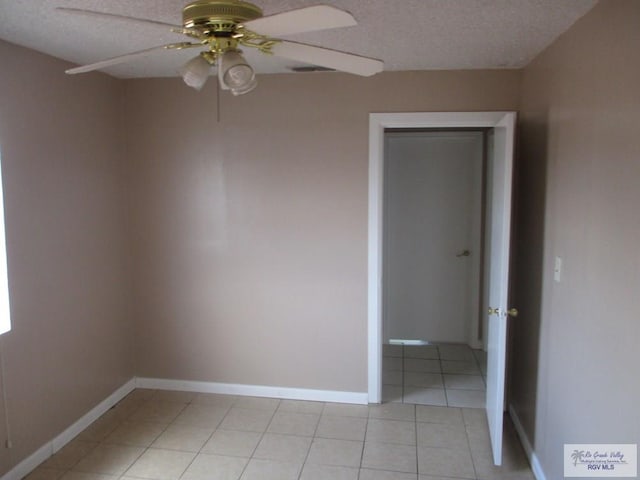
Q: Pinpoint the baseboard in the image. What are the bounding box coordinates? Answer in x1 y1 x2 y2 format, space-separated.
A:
0 440 51 480
52 379 136 452
509 404 547 480
1 376 366 480
135 377 369 405
1 378 135 480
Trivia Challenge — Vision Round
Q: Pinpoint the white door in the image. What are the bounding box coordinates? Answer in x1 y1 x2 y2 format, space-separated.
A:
485 114 516 465
383 131 483 344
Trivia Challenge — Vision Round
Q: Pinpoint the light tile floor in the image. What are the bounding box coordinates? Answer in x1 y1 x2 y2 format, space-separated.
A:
26 388 534 480
383 344 488 408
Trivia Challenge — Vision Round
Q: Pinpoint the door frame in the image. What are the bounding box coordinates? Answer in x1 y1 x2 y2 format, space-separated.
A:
368 111 517 403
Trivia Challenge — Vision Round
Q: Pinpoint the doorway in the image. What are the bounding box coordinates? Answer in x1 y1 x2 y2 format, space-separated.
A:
368 111 517 465
382 129 487 406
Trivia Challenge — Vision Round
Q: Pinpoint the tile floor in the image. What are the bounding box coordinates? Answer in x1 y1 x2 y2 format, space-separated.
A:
382 344 488 408
26 388 534 480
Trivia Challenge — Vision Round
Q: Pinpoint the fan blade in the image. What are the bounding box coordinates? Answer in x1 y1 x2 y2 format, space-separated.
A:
65 43 199 74
56 7 184 30
243 5 356 37
271 41 384 77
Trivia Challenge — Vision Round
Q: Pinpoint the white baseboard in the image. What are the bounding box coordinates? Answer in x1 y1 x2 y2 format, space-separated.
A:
509 404 547 480
2 376 367 480
135 377 369 405
52 379 136 452
1 439 51 480
1 378 135 480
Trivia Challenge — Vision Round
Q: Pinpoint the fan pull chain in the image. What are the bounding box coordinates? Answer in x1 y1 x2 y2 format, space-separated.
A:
216 77 221 123
0 339 12 449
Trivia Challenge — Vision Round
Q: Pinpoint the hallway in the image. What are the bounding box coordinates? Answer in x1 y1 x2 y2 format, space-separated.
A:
382 344 487 408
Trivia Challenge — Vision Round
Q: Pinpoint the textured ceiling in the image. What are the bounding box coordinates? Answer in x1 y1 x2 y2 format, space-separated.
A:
0 0 597 78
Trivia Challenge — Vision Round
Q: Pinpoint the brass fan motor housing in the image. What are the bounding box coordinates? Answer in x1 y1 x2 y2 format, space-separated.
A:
182 0 263 33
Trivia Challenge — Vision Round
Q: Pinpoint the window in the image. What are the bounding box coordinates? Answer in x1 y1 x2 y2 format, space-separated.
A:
0 154 10 335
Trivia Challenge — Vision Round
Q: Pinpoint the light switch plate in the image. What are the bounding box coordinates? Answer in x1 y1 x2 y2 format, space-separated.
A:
554 256 562 282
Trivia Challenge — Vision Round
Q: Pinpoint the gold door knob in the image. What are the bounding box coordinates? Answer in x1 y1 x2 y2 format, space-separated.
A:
506 308 519 317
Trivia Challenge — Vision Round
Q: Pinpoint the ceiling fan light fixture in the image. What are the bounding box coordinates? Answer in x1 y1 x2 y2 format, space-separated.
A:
179 54 212 90
230 76 258 96
61 3 385 88
218 49 257 95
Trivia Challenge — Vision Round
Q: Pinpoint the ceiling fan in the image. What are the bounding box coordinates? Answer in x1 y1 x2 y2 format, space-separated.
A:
60 0 384 95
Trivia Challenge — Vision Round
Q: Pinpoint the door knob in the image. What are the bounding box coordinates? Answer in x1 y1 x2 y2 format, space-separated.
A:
488 307 518 317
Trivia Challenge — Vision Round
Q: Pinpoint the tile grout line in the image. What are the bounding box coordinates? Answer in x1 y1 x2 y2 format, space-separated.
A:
295 402 324 480
141 392 196 480
163 394 198 480
115 391 190 480
176 393 239 480
463 407 481 480
414 401 420 478
119 391 177 478
236 398 282 480
356 401 372 478
437 346 452 408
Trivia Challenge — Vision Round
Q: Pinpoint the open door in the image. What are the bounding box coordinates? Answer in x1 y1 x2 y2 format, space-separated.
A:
485 113 517 465
368 112 517 467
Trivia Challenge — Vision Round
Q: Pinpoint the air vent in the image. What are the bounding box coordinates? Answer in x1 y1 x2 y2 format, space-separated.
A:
290 66 336 73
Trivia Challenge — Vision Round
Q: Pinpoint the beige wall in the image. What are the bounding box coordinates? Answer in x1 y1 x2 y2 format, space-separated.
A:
512 0 640 477
125 70 521 392
0 41 133 475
